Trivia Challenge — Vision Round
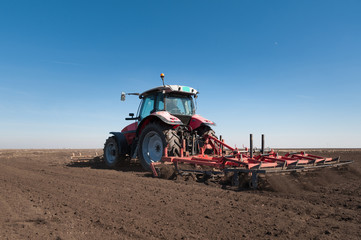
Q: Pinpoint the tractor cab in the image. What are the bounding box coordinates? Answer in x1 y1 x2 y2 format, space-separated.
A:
137 85 197 124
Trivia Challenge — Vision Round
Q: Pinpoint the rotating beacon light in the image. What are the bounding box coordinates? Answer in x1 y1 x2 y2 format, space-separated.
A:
160 73 165 86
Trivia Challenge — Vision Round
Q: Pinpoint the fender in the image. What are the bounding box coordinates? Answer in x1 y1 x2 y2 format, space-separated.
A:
109 132 129 155
121 122 138 145
136 111 183 136
189 114 215 131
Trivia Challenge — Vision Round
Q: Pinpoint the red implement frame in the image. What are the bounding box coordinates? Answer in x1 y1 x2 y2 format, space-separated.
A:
159 135 338 170
151 134 353 188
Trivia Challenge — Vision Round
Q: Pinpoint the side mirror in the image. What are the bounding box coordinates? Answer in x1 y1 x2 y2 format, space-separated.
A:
121 92 126 101
125 113 138 121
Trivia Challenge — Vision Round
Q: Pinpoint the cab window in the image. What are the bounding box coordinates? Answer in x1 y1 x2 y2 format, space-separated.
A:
156 93 165 111
165 94 194 115
139 95 155 120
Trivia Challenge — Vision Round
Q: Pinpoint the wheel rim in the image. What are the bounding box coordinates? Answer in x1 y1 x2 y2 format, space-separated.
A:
142 131 163 165
105 142 117 164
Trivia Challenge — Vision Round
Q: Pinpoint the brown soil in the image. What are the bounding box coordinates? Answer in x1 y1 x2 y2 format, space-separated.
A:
0 149 360 239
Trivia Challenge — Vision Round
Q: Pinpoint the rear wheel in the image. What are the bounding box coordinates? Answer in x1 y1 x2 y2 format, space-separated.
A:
198 126 217 154
203 127 217 139
164 128 181 157
103 137 125 168
138 123 181 171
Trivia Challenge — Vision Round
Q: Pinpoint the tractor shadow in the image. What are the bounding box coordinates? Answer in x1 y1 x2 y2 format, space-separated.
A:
66 156 147 173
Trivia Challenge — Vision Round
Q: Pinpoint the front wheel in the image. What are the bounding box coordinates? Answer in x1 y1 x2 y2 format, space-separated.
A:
103 137 125 168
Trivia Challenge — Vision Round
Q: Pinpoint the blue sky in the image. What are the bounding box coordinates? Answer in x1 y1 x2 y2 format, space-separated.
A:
0 0 360 148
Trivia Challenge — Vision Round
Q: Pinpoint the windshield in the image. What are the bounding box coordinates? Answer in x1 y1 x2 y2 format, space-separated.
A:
165 94 194 115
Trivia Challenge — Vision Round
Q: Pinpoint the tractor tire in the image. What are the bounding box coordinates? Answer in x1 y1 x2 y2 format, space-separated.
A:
138 123 181 171
164 128 182 157
103 137 125 168
198 126 217 155
203 128 217 140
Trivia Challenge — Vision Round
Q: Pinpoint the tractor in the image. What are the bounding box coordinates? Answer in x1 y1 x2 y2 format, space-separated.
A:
103 73 215 171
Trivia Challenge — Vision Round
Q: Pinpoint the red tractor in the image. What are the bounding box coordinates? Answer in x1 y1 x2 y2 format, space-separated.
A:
103 74 215 171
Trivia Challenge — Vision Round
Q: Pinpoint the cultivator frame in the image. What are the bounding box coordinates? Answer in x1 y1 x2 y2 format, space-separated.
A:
151 134 353 189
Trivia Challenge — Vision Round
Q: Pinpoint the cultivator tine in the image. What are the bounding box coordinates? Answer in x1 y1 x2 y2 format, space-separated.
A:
232 172 239 186
282 161 287 170
250 172 258 189
150 162 162 177
164 145 168 157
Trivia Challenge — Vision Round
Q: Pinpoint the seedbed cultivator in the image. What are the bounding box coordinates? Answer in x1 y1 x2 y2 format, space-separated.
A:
151 134 353 189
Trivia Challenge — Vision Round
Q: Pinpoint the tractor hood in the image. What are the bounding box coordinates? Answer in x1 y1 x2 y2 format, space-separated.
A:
140 85 198 98
151 111 215 129
151 111 183 125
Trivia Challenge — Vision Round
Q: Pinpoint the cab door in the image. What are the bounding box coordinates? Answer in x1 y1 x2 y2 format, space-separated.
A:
138 94 156 121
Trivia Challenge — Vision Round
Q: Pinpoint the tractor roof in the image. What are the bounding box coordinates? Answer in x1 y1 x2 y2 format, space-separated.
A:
140 85 198 98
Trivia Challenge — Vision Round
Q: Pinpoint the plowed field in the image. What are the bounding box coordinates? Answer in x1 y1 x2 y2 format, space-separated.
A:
0 149 360 239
